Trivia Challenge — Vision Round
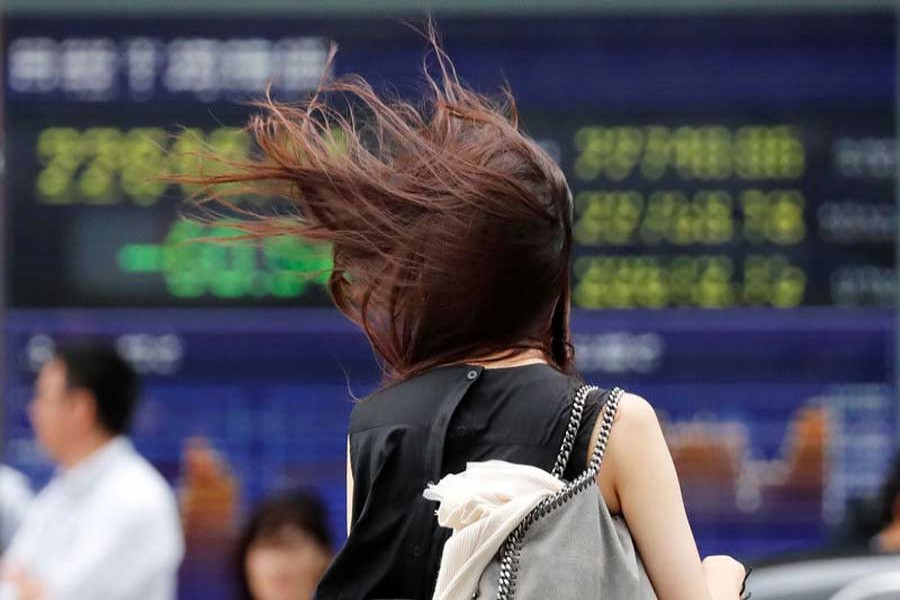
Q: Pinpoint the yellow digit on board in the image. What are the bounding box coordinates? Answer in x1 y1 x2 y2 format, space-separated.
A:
36 128 82 204
78 128 122 204
121 128 169 205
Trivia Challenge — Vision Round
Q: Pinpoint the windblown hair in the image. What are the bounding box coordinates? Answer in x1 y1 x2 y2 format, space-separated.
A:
173 32 576 382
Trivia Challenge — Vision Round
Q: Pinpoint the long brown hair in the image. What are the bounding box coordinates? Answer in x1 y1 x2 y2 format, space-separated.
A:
172 30 576 382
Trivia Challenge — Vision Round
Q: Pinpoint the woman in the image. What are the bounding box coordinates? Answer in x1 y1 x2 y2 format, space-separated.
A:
180 33 747 600
236 492 333 600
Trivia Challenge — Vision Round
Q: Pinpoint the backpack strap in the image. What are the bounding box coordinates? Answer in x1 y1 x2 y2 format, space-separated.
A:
550 384 599 479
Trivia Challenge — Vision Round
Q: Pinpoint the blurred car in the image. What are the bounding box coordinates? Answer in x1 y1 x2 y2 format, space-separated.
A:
751 555 900 600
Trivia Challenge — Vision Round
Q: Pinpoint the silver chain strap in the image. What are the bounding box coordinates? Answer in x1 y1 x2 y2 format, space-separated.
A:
495 387 624 600
550 384 598 479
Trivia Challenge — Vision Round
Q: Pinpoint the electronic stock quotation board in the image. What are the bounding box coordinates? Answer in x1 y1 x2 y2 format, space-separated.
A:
2 11 897 591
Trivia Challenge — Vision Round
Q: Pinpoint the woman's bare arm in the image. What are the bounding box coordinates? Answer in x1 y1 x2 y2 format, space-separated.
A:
592 393 744 600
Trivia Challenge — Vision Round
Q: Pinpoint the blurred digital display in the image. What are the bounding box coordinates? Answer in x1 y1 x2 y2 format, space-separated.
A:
4 14 894 308
1 11 897 595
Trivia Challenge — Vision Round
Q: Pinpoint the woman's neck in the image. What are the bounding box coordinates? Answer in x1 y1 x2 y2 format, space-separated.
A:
464 348 549 369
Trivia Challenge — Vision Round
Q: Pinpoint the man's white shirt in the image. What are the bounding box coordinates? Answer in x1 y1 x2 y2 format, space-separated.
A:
0 466 33 553
0 438 184 600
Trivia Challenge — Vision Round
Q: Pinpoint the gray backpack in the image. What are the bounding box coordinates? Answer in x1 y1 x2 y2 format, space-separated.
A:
473 385 658 599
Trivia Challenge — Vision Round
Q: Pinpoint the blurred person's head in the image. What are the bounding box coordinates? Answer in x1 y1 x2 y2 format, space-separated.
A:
29 341 139 468
874 454 900 553
879 456 900 528
236 491 332 600
173 30 575 382
857 451 900 554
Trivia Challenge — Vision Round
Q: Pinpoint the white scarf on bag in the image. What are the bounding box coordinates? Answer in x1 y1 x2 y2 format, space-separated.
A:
423 460 564 600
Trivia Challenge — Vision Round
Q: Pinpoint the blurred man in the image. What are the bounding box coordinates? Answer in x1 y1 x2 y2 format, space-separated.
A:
0 466 33 554
0 342 184 600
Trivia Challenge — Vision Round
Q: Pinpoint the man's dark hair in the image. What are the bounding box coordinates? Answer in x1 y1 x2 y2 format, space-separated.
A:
54 341 139 436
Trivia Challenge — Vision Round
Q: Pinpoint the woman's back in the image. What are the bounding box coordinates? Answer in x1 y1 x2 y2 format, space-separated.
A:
315 363 603 599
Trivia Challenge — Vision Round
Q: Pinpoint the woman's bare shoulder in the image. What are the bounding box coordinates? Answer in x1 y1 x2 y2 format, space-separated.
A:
614 392 659 429
594 391 664 514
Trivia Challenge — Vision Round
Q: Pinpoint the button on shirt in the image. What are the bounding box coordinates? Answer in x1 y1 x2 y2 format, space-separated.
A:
0 438 184 600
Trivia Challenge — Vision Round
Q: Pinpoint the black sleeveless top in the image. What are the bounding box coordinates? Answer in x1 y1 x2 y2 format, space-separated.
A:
315 363 604 600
